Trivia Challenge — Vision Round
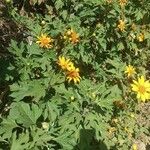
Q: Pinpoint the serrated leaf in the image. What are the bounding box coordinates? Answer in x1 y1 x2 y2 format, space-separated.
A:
10 131 30 150
29 126 53 148
43 101 59 121
27 43 42 55
55 0 64 10
61 10 68 20
14 102 42 127
8 40 24 57
10 80 46 102
0 118 18 139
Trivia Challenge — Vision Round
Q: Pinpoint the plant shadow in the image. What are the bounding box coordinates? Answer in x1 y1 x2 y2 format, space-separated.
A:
73 129 108 150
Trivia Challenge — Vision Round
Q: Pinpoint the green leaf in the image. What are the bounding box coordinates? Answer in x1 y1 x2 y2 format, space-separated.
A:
29 126 53 148
10 80 46 102
43 100 59 121
135 10 144 20
27 43 42 55
61 10 68 20
10 131 30 150
54 131 76 150
0 118 18 139
55 0 64 10
12 102 42 128
8 40 24 57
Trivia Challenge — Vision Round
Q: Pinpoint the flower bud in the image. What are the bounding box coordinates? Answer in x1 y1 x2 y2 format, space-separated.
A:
41 20 46 25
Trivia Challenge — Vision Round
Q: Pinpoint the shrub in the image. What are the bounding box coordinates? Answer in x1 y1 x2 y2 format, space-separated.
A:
0 0 150 149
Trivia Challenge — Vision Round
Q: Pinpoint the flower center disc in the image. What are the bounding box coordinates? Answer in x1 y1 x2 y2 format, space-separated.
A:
69 71 78 77
138 85 146 94
42 38 49 44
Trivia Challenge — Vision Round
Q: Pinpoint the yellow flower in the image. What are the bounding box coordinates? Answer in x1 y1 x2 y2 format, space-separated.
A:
66 65 81 84
117 20 125 32
57 56 74 71
125 65 136 77
118 0 127 7
131 76 150 102
108 127 116 135
70 30 79 44
64 29 79 44
132 144 138 150
36 33 53 48
137 33 144 42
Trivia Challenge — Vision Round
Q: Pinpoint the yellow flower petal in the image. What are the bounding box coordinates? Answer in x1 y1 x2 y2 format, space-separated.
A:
131 76 150 102
117 20 125 32
36 33 53 48
124 65 136 78
57 56 74 71
66 67 81 84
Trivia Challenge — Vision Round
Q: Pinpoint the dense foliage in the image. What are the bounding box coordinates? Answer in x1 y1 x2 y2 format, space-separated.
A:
0 0 150 150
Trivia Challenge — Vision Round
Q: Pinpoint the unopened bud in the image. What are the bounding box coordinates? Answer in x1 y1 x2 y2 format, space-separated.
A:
41 20 46 25
70 96 75 100
42 122 49 130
